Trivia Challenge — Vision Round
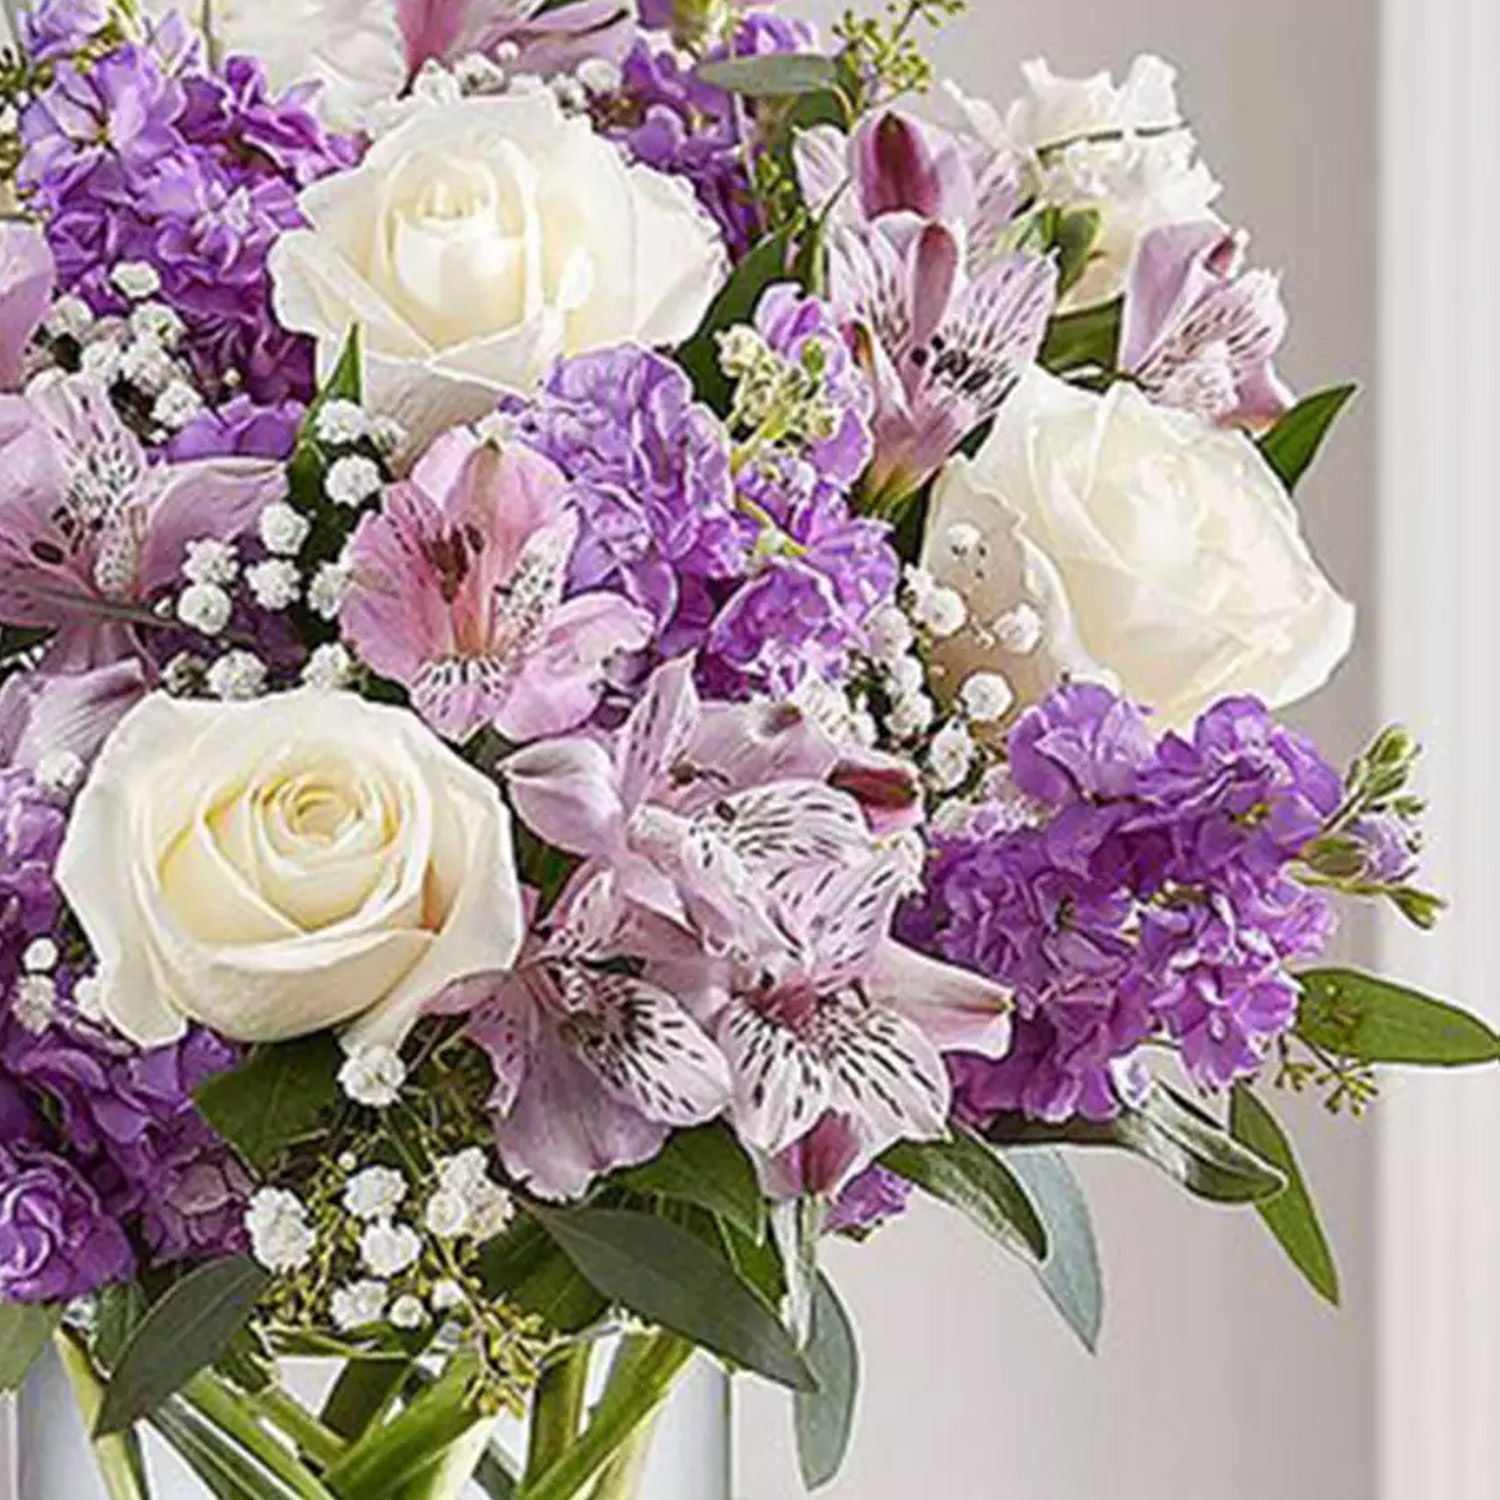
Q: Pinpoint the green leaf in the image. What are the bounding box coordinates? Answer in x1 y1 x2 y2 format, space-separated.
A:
999 1148 1103 1353
152 1394 339 1500
617 1124 767 1242
986 1085 1287 1205
795 1274 859 1491
696 53 839 98
93 1283 146 1372
1296 968 1500 1065
883 1129 1048 1262
321 1357 412 1444
326 1358 494 1500
678 227 797 410
1229 1085 1341 1306
1258 384 1357 491
1040 298 1121 374
1051 209 1101 296
478 1216 609 1335
96 1256 272 1435
533 1206 816 1391
320 325 363 406
0 1301 61 1391
194 1034 344 1167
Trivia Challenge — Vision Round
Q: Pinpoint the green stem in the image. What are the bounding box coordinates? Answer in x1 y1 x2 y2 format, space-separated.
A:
53 1332 152 1500
180 1370 339 1500
517 1334 693 1500
252 1384 349 1470
523 1345 592 1485
586 1418 657 1500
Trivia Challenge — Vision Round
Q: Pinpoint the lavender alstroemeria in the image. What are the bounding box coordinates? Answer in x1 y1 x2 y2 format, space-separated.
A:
1121 221 1291 429
397 0 636 77
431 870 730 1200
0 223 55 393
0 376 287 671
801 112 1057 509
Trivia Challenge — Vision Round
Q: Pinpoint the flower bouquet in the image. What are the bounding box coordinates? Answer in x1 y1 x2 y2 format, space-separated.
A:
0 1 1494 1497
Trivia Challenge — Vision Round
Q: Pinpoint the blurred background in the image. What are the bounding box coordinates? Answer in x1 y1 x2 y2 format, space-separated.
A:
731 1 1500 1497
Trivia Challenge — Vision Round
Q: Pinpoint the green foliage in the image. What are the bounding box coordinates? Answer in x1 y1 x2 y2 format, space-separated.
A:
833 0 968 108
883 1129 1048 1261
194 1035 345 1168
1295 968 1500 1067
96 1256 272 1436
1229 1085 1340 1305
617 1123 767 1242
1257 383 1357 491
999 1148 1104 1353
478 1216 609 1336
986 1084 1287 1206
795 1273 860 1491
696 53 840 97
532 1205 816 1390
0 1301 61 1392
1040 298 1122 376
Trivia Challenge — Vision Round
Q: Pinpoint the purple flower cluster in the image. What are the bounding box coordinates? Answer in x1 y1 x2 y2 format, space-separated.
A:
0 766 247 1304
19 20 357 405
599 11 816 257
504 316 896 697
900 686 1342 1124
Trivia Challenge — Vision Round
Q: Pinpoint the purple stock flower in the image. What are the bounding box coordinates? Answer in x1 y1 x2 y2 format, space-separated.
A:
902 685 1343 1119
164 395 304 462
20 0 112 64
1122 222 1292 429
0 1145 134 1303
827 1162 914 1237
20 36 356 405
598 11 815 257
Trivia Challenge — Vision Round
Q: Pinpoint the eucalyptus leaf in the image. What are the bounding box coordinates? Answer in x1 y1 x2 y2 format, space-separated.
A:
1296 968 1500 1065
533 1206 816 1391
1229 1085 1340 1306
96 1256 271 1435
986 1085 1286 1205
194 1034 344 1167
883 1129 1048 1262
795 1274 859 1491
696 53 839 98
1000 1148 1103 1353
0 1301 61 1392
618 1124 766 1241
1258 384 1356 491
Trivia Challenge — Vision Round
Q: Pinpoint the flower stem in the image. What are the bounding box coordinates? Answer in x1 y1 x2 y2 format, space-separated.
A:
54 1331 152 1500
523 1345 593 1486
586 1417 658 1500
251 1383 348 1470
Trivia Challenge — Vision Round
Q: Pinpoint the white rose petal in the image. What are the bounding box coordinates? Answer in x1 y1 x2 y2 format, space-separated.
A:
269 90 727 463
924 369 1354 726
56 690 525 1047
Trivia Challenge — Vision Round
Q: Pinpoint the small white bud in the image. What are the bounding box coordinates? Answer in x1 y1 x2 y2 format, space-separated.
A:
245 1188 316 1274
246 558 301 611
183 539 240 587
45 295 94 341
13 974 56 1033
35 750 84 798
359 1220 422 1279
339 1045 406 1109
302 642 355 691
928 721 976 792
866 605 915 664
958 671 1016 724
992 602 1044 656
888 692 935 740
177 582 233 636
914 586 967 639
205 650 268 702
389 1294 427 1331
152 380 204 429
130 302 185 346
23 938 58 973
309 560 354 621
259 502 312 557
330 1279 388 1333
314 399 369 447
110 261 162 300
343 1166 408 1223
324 454 383 508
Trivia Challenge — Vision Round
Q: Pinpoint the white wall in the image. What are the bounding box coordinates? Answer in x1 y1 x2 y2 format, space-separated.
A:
737 2 1382 1497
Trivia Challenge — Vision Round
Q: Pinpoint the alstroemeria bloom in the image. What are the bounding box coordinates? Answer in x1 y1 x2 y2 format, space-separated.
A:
504 656 913 938
398 0 635 78
0 375 287 670
1121 221 1291 429
340 429 652 743
0 222 54 391
431 870 730 1200
693 846 1015 1193
799 111 1057 509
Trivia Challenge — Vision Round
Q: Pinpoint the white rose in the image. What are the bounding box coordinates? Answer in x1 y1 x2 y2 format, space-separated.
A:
923 369 1354 726
56 689 523 1048
269 91 727 460
954 55 1220 308
141 0 408 131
